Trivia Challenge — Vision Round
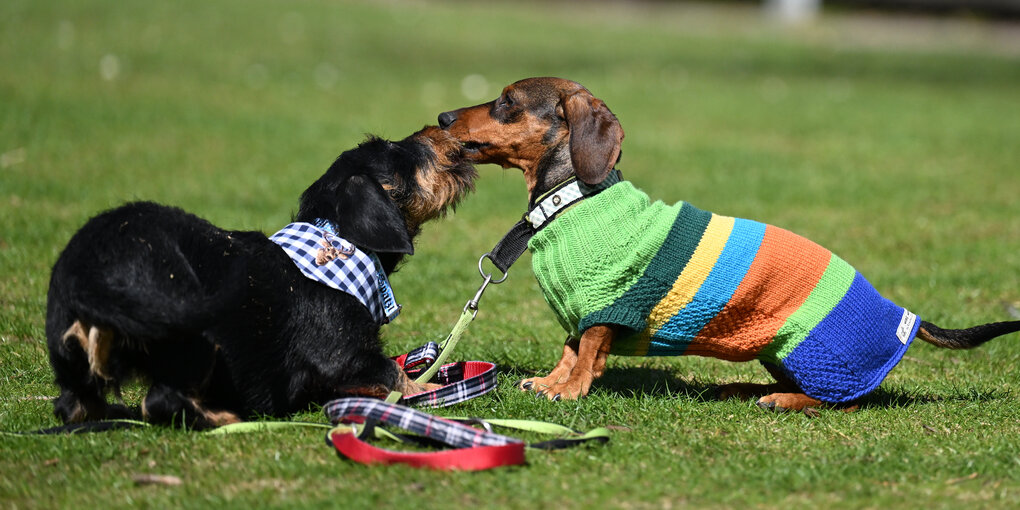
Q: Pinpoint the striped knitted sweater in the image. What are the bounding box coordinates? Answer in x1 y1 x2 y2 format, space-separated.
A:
529 181 920 403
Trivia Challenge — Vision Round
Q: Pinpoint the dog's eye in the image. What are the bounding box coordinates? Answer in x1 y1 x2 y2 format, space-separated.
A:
499 95 514 109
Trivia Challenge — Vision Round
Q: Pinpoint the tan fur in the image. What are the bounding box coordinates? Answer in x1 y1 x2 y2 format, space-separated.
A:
64 400 89 423
393 361 442 395
519 325 614 400
139 397 241 427
916 326 936 344
189 399 242 426
61 320 88 349
400 126 475 230
62 320 114 380
444 97 566 192
520 338 580 391
755 392 824 412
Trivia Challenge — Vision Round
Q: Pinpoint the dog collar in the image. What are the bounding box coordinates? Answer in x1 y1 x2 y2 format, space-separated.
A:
269 219 400 324
526 170 622 230
481 170 624 278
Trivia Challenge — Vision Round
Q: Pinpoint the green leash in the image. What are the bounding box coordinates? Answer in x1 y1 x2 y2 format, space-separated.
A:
411 253 507 385
8 416 610 450
443 417 611 450
214 252 511 438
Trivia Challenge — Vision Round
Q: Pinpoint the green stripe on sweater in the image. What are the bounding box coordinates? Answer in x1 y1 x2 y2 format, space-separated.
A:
530 182 682 338
757 253 856 364
578 202 713 333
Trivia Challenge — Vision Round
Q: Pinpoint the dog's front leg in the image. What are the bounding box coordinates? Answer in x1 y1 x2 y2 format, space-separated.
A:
519 336 580 394
526 325 615 401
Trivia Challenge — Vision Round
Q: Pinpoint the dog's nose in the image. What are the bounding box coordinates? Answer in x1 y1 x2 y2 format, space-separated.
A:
438 111 458 130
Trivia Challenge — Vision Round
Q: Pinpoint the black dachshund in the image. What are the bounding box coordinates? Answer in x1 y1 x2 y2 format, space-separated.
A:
46 126 476 428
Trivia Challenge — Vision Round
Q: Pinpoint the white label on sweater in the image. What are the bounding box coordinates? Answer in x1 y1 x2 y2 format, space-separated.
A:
897 309 917 345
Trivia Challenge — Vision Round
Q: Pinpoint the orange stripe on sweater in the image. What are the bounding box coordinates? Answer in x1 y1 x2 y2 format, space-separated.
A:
688 224 831 361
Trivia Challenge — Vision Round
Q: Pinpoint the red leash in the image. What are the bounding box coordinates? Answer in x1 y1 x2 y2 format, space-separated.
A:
323 398 610 471
325 398 525 470
329 433 525 470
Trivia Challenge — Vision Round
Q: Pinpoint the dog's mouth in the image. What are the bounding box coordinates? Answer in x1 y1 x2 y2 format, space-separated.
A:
460 141 490 154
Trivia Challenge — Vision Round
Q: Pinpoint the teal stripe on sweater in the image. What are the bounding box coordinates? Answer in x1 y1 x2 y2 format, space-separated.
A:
579 202 713 333
649 218 767 351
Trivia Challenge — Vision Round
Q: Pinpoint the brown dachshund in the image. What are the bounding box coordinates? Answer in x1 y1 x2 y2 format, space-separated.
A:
439 77 1020 412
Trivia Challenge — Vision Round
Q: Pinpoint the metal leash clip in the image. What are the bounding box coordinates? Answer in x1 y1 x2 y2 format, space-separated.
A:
464 252 508 318
412 251 511 386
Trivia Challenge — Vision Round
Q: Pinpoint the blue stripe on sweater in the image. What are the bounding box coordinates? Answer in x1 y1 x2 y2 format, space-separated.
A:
780 271 918 402
650 218 768 351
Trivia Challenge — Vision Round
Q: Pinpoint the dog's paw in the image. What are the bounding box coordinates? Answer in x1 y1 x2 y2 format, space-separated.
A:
402 382 442 395
756 392 822 412
518 377 557 399
755 399 789 413
518 377 546 392
519 376 588 401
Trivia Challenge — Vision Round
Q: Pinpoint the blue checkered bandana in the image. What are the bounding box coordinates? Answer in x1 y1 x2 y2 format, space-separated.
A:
269 219 400 324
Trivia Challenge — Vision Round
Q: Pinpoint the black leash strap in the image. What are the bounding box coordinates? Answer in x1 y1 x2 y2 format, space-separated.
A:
487 219 534 274
487 170 623 274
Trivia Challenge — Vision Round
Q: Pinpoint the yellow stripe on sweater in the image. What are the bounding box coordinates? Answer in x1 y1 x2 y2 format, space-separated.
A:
623 214 735 356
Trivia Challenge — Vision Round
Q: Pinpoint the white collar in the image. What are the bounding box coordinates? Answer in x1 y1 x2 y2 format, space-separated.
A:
525 170 622 230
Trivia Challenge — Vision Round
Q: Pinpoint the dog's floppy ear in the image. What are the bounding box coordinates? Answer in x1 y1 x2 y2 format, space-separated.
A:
563 91 624 185
333 174 414 255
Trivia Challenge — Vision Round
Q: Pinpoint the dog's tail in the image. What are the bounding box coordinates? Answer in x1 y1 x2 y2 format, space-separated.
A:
917 320 1020 349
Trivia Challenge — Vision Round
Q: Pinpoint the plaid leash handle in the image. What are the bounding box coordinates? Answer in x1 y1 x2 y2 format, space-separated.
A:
393 342 497 408
324 398 526 471
392 342 441 378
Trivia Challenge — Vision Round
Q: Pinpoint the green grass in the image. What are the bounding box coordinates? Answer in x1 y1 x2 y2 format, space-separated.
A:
2 0 1020 508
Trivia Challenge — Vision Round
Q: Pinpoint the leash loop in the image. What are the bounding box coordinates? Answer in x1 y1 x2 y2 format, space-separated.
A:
477 253 509 284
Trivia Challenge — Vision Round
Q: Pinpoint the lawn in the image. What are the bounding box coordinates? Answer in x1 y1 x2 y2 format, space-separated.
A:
2 0 1019 508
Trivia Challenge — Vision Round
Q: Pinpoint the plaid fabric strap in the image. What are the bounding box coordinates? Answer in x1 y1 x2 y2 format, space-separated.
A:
324 398 526 470
268 220 400 324
393 341 497 408
393 342 441 378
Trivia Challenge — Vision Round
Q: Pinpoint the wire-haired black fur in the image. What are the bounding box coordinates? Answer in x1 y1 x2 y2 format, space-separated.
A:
45 126 475 429
298 137 416 257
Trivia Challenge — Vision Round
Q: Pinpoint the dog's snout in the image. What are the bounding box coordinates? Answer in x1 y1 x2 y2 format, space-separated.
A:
438 111 458 130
